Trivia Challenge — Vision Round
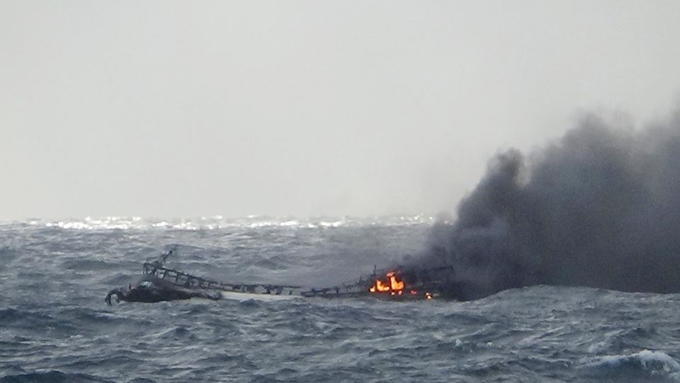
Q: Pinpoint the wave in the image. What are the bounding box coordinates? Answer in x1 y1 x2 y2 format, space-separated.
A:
1 215 435 231
0 370 114 383
584 350 680 381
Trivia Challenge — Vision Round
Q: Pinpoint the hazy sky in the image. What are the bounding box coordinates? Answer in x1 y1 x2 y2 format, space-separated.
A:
2 1 680 220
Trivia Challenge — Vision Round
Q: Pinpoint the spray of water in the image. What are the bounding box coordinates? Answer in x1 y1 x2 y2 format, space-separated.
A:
410 108 680 300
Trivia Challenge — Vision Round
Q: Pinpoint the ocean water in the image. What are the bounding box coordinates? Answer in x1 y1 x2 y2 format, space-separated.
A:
1 216 680 383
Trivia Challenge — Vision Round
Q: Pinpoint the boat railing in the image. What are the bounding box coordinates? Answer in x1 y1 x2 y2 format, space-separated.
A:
142 262 304 295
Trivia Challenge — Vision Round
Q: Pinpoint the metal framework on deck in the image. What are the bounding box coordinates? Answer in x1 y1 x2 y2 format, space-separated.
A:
143 262 304 296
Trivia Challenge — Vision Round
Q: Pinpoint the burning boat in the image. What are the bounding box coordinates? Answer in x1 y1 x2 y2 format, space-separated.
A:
105 248 448 304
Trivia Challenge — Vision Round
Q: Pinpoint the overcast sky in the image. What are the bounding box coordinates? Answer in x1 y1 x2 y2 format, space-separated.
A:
1 1 680 220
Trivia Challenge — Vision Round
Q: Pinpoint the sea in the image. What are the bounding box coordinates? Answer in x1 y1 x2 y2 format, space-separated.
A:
1 216 679 383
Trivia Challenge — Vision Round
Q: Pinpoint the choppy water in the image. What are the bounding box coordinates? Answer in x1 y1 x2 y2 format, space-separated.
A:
2 217 680 382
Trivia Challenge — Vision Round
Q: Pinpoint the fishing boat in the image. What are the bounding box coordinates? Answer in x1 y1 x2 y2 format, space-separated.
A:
105 248 444 304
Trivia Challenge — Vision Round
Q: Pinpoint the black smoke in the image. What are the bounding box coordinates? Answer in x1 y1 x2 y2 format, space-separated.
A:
410 108 680 300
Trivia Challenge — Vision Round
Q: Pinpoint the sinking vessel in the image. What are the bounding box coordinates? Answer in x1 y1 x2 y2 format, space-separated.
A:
105 248 445 304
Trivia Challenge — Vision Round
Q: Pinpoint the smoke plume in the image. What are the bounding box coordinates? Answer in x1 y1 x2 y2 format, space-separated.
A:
412 108 680 300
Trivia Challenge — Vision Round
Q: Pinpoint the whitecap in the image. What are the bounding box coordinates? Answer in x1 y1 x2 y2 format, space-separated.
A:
585 350 680 377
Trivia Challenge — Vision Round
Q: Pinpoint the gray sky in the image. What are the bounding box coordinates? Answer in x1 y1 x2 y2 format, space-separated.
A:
1 1 680 220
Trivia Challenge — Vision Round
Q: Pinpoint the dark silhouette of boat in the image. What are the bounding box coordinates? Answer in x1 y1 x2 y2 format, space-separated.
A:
105 248 448 304
105 248 306 304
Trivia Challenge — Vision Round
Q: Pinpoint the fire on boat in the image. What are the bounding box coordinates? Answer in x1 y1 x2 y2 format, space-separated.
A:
366 270 435 300
300 265 443 300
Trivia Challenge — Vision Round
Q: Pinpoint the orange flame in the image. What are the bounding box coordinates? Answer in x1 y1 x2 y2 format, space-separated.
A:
368 271 434 300
369 271 405 293
387 272 404 290
369 278 391 292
